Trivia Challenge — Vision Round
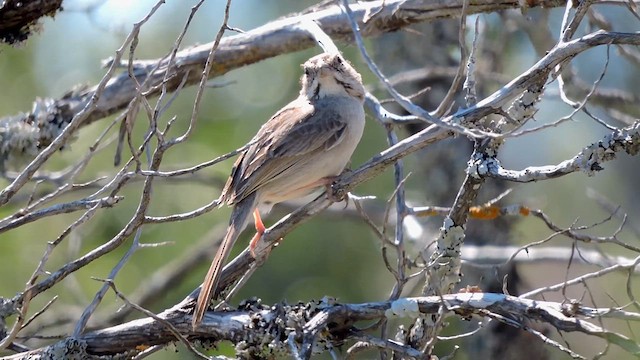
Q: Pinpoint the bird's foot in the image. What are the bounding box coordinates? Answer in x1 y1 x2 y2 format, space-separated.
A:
323 170 350 204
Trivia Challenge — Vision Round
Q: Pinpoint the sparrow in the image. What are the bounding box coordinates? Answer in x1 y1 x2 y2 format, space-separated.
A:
192 52 366 328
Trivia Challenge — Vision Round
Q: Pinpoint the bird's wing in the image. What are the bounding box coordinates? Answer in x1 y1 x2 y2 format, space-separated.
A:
224 98 349 203
267 101 348 157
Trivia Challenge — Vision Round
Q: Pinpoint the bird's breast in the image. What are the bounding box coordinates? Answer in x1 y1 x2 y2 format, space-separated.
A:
260 96 365 203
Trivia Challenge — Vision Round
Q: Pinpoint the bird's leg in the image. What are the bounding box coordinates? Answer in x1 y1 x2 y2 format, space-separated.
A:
322 167 353 203
247 171 349 259
249 208 266 258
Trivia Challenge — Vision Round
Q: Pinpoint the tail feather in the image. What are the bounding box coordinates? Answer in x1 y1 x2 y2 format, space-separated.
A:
192 193 257 329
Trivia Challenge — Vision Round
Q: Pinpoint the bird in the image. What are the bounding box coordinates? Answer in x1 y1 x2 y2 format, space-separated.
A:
192 52 366 329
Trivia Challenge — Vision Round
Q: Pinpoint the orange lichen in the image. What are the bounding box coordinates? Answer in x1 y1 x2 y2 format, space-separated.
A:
469 205 500 219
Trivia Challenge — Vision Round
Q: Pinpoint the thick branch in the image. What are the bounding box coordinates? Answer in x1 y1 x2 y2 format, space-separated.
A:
0 0 63 44
0 0 565 170
4 293 637 359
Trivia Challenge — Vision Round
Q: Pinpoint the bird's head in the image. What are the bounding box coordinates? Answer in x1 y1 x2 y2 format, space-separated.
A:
300 53 365 102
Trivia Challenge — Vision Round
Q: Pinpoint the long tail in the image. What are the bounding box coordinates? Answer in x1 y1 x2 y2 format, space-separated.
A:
192 193 257 329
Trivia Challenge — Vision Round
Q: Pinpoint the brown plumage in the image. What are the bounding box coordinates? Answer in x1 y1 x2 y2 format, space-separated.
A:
192 53 366 328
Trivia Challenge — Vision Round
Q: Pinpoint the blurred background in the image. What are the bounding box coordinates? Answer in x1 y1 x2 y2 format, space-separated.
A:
0 0 639 359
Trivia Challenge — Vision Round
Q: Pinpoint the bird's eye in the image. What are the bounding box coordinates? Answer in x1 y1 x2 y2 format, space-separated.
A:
304 68 310 75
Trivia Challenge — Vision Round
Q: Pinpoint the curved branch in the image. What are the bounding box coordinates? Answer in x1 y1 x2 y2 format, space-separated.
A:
485 121 640 182
458 31 640 119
